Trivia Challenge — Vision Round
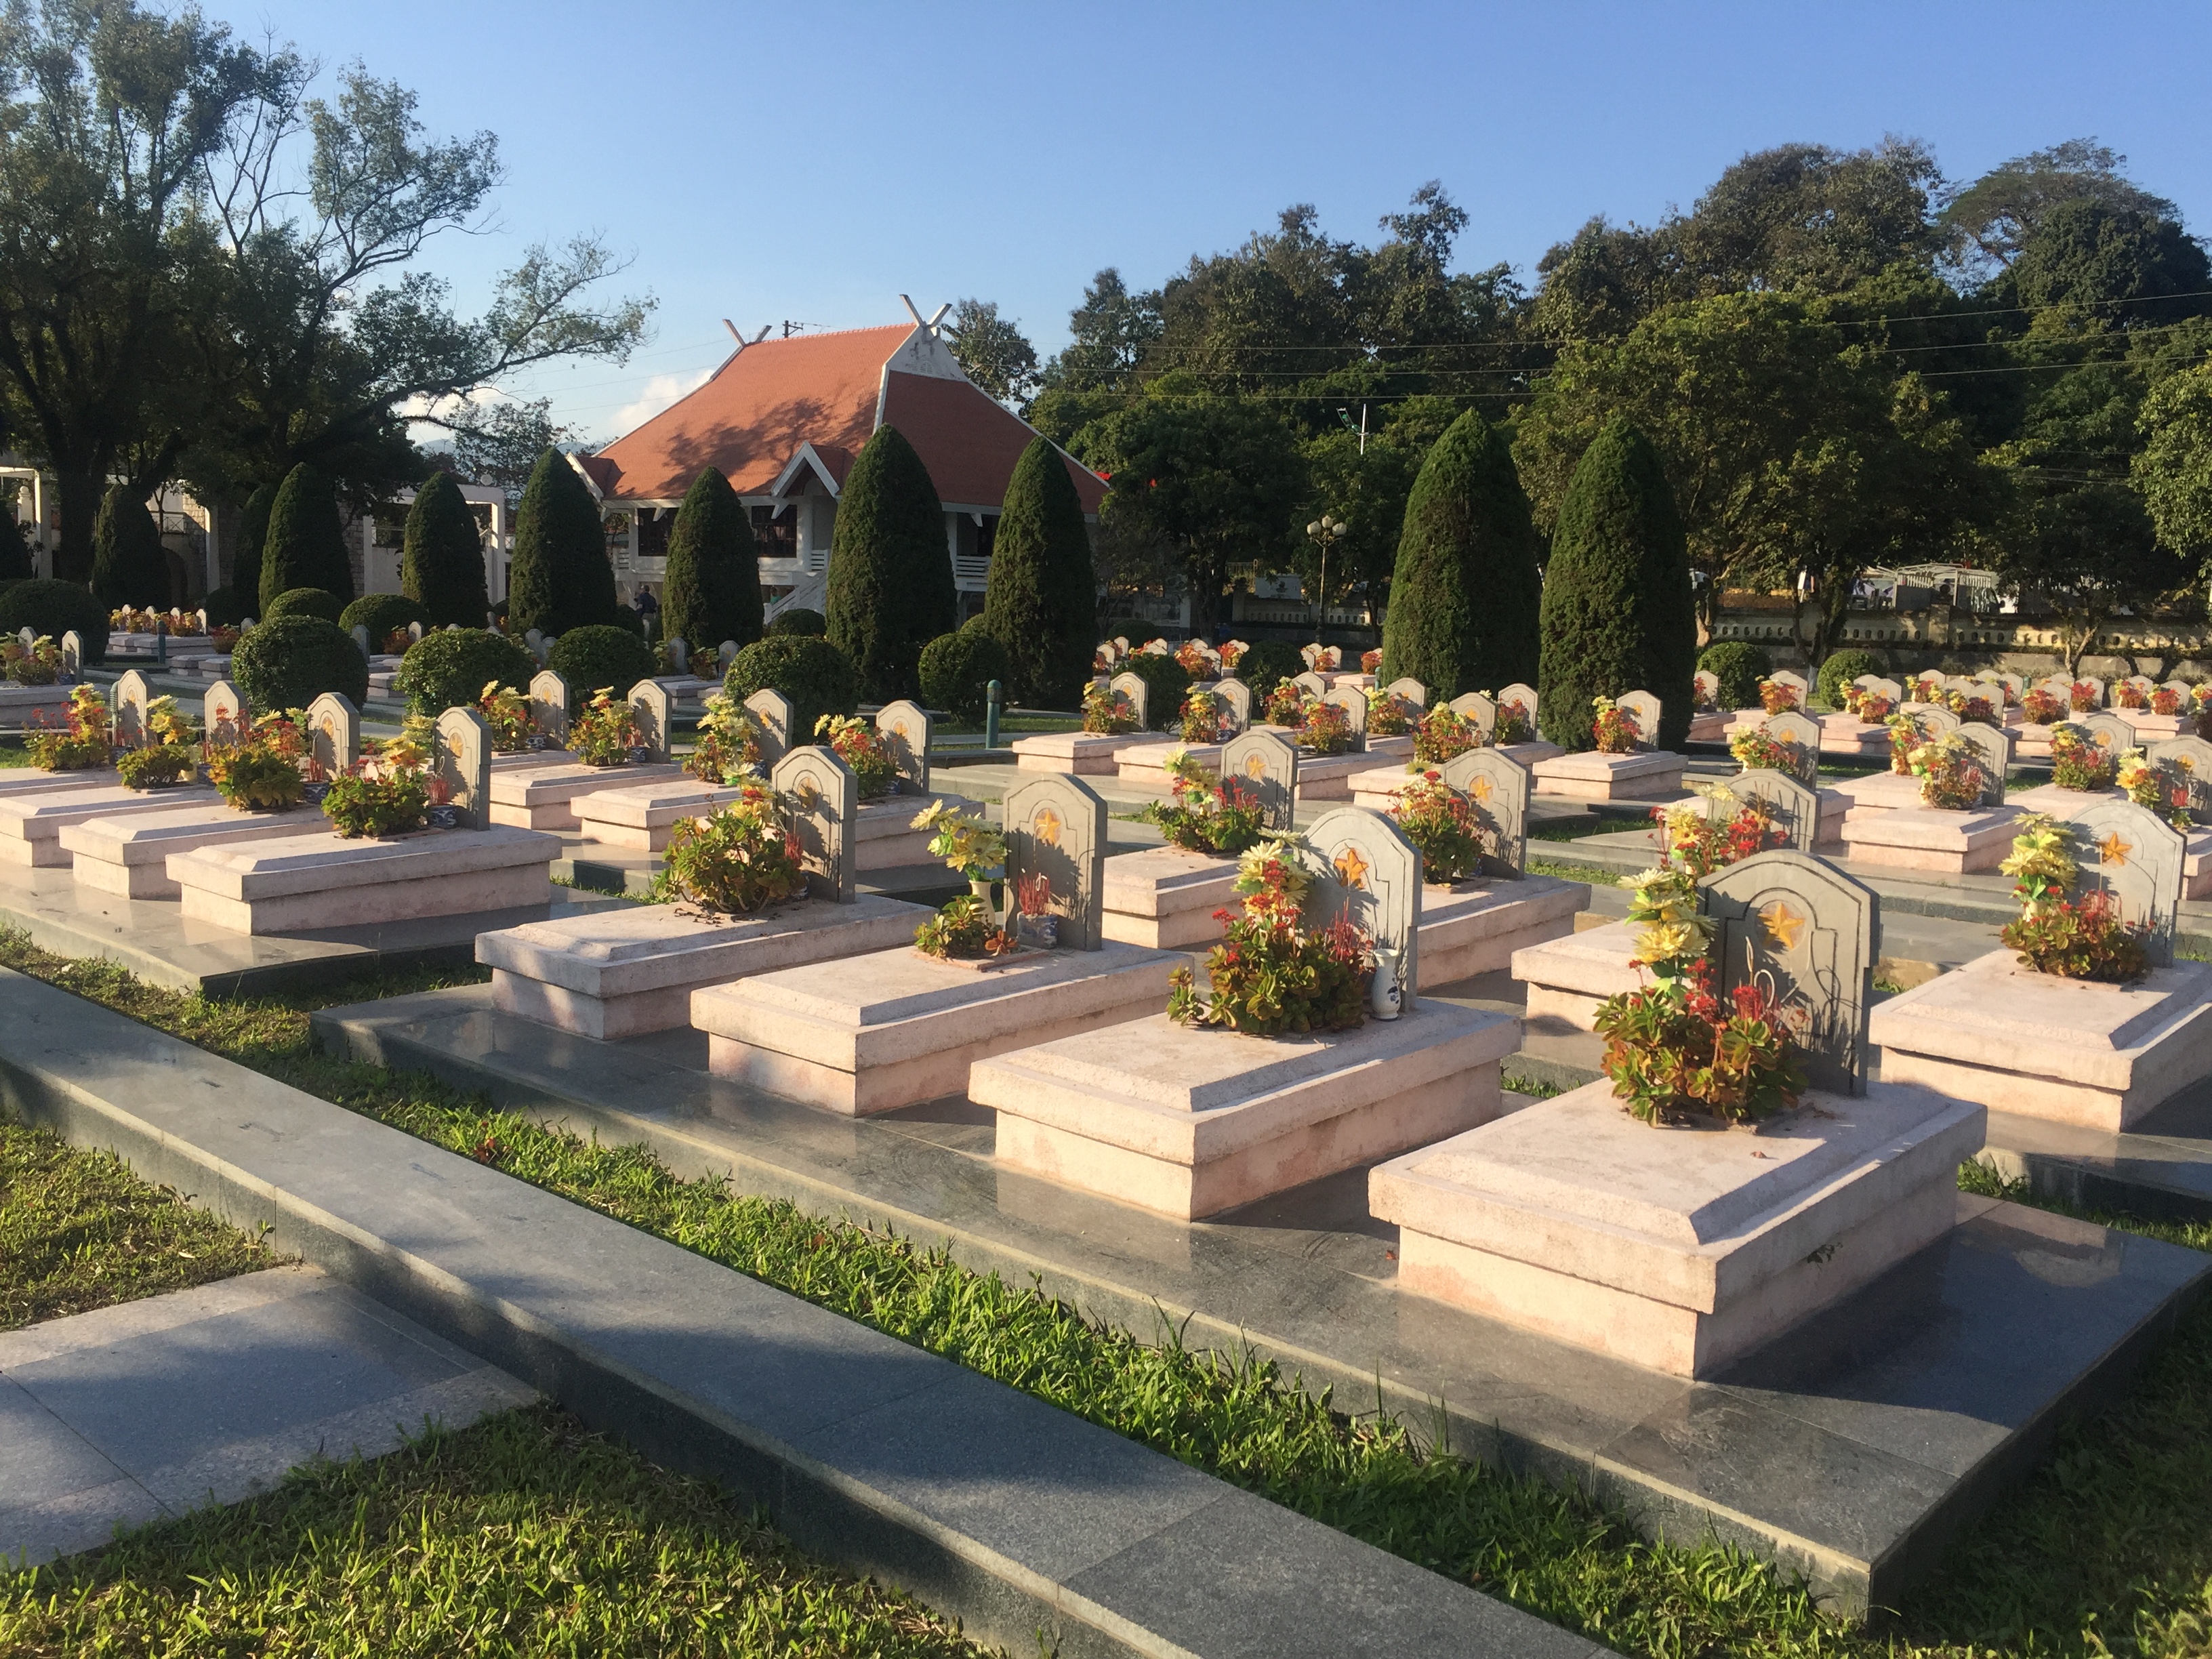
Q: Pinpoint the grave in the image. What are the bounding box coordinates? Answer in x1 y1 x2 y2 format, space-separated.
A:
476 747 933 1039
1405 749 1588 989
1746 709 1822 789
203 680 248 748
0 766 123 801
690 773 1178 1115
166 821 562 935
488 758 686 830
0 781 220 868
306 693 359 777
574 779 753 852
853 700 981 873
975 808 1520 1221
110 672 150 747
1378 850 1986 1378
1530 747 1685 802
61 801 331 899
1872 799 2212 1133
1101 731 1296 949
742 689 794 766
1837 721 2017 874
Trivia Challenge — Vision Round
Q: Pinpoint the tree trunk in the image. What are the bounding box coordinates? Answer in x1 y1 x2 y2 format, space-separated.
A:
52 470 103 583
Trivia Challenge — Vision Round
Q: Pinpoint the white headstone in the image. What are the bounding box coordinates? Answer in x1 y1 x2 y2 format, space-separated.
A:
875 699 931 793
529 670 571 744
306 693 361 777
433 707 493 828
628 680 673 762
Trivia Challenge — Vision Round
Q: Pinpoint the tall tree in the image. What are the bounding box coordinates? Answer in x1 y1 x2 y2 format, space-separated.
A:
0 1 262 577
450 398 574 497
231 480 277 609
401 470 489 627
660 466 761 651
2136 361 2212 559
1378 411 1541 700
90 483 171 608
1536 419 1697 749
258 463 353 608
943 300 1040 411
1942 140 2182 277
506 449 615 636
825 426 955 701
981 436 1097 706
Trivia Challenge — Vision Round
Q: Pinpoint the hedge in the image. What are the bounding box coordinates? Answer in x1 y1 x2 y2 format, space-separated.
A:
396 628 537 716
401 472 491 628
1235 638 1305 697
1816 648 1887 708
919 627 1010 720
0 580 106 665
661 466 762 653
1698 642 1774 711
546 624 656 699
231 615 368 712
723 635 859 741
767 608 826 637
507 448 617 636
263 588 346 625
980 436 1096 706
824 424 956 700
259 464 354 611
340 593 430 647
90 483 171 609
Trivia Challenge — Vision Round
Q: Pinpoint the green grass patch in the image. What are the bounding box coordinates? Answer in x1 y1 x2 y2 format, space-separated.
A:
1 1116 281 1329
1500 1074 1564 1100
0 1402 989 1657
7 928 2212 1655
0 737 29 769
1527 855 1624 886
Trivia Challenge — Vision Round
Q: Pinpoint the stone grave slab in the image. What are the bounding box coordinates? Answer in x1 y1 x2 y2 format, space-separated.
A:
1416 876 1586 990
488 760 685 831
0 683 71 726
1830 769 1925 821
1302 806 1422 1005
1687 709 1730 743
1290 748 1384 802
1839 806 2020 874
1115 741 1219 790
166 823 560 935
574 779 754 852
1816 711 1890 760
854 790 983 874
1513 919 1647 1036
1221 729 1298 831
1102 845 1243 948
2007 782 2121 817
1369 1078 1983 1376
1010 730 1173 775
0 769 122 801
529 671 571 745
1754 710 1822 788
59 803 330 899
0 783 220 868
1532 748 1685 801
743 689 794 765
306 693 359 777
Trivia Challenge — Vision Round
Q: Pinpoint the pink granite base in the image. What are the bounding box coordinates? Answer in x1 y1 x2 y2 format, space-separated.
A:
0 768 121 800
2005 783 2121 818
1837 805 2020 873
1870 949 2212 1132
1511 919 1645 1035
167 825 560 934
487 762 685 832
1012 732 1173 775
1116 743 1221 790
1369 1078 1984 1376
692 941 1179 1115
854 792 981 873
1830 770 1923 821
59 803 329 899
0 783 219 868
1687 711 1728 743
1531 750 1686 802
1416 877 1588 989
574 780 752 852
975 1001 1518 1219
1101 846 1241 949
1816 713 1891 758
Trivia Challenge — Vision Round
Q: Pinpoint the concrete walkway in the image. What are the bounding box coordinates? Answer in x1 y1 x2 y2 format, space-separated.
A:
1 1265 532 1569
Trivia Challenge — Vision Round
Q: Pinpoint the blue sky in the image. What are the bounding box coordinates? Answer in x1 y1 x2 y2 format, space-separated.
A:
245 0 2211 445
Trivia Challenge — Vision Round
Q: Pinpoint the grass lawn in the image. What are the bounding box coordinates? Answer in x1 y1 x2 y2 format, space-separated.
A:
1528 855 1626 886
1 1116 279 1330
5 930 2212 1656
0 1403 989 1658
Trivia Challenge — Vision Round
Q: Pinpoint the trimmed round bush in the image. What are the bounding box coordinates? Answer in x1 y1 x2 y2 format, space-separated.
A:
919 627 1011 720
1234 638 1304 697
1816 647 1887 708
547 623 656 699
264 587 345 625
1121 653 1192 729
231 615 369 713
396 628 537 716
1698 642 1774 711
767 607 826 638
0 579 106 665
724 635 859 742
201 585 249 628
340 593 430 646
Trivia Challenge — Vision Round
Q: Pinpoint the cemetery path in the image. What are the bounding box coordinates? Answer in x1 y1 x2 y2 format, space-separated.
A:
0 1265 532 1569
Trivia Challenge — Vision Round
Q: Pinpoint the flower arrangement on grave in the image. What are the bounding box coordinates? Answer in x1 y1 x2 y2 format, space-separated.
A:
384 626 412 656
1261 680 1307 729
913 895 1019 960
1080 682 1141 735
1908 677 1944 705
208 625 241 651
1757 678 1799 714
476 681 536 754
2116 747 2193 830
25 685 112 771
1218 640 1248 672
1411 705 1478 766
1945 689 1996 723
2021 687 2064 725
912 798 1007 883
1728 726 1803 775
1173 639 1212 677
1137 638 1171 657
1883 712 1921 775
321 734 435 839
2152 685 2185 716
568 688 641 767
662 788 808 914
1997 815 2150 983
2049 726 2117 791
815 714 896 799
2070 682 2100 712
1166 836 1372 1036
1591 695 1639 754
1492 697 1534 745
1591 867 1807 1126
1364 690 1413 737
108 606 162 632
207 712 307 811
1178 687 1232 743
1389 771 1488 882
1361 649 1384 674
687 692 762 783
2115 680 2149 710
1648 787 1782 878
2 634 59 686
1841 684 1892 724
1905 732 1990 810
2193 682 2212 711
1143 747 1267 856
117 697 201 790
1092 645 1111 673
1012 869 1059 948
1300 699 1354 755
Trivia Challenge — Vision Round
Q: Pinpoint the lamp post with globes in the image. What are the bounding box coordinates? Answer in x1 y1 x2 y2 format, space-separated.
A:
1305 512 1348 655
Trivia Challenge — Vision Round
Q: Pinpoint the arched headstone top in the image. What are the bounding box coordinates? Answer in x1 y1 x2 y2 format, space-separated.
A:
1766 669 1809 697
1865 676 1903 703
2075 675 2107 708
1496 682 1538 720
2146 736 2212 823
1221 728 1298 831
1109 670 1150 731
1757 710 1822 790
1700 848 1878 1096
1003 773 1109 951
350 624 371 657
1909 703 1960 740
628 680 672 762
1320 683 1368 737
1303 806 1422 1010
875 699 931 794
2065 798 2183 966
665 636 689 675
1719 769 1820 851
1290 670 1328 701
203 680 247 749
2076 711 2135 754
1383 677 1427 710
433 706 492 828
772 745 857 903
1616 690 1661 750
58 631 81 678
1952 722 2013 807
1212 677 1253 733
112 670 152 747
528 670 571 744
1694 670 1721 709
1438 746 1530 877
306 693 360 777
744 689 795 765
1446 691 1497 741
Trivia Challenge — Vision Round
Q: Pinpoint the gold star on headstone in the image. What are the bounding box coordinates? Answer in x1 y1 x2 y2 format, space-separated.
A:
890 722 909 744
2098 831 2131 865
1334 845 1370 890
796 780 819 808
1759 900 1807 951
1033 806 1063 848
1468 775 1494 803
1245 754 1269 780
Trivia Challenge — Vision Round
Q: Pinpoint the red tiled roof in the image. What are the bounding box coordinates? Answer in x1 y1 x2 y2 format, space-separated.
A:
586 323 1108 514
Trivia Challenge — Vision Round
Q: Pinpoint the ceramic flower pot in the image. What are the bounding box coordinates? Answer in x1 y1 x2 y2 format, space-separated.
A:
1016 912 1059 949
1369 948 1404 1021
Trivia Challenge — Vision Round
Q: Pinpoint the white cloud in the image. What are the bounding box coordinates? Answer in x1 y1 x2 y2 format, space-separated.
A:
609 369 712 435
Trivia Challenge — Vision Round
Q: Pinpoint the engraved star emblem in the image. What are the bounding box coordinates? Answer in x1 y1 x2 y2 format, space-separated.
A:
1245 754 1269 780
1467 774 1494 804
1760 901 1807 951
796 780 820 808
890 722 909 743
1033 806 1063 847
2178 755 2197 774
2098 831 2131 865
1334 845 1370 890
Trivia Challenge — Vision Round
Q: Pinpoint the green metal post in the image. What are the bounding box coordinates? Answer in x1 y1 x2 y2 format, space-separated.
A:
985 678 1002 749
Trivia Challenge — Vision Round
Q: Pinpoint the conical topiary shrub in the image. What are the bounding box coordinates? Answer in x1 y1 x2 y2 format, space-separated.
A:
90 483 171 608
825 424 956 701
507 448 617 638
1536 416 1697 750
1378 411 1541 701
981 436 1097 706
661 466 762 652
232 480 277 611
259 464 355 613
402 471 491 628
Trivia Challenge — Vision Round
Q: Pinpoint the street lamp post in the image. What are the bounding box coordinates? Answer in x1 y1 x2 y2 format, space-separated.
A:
1305 512 1348 652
